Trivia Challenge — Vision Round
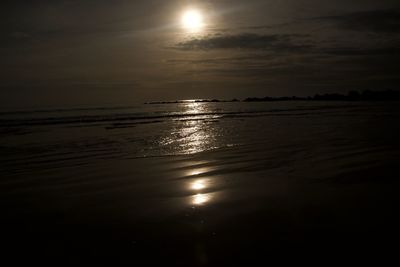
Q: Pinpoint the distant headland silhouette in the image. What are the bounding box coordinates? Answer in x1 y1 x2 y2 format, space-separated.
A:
145 89 400 104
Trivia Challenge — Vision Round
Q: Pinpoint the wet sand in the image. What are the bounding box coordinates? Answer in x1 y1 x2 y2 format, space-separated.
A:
2 148 400 265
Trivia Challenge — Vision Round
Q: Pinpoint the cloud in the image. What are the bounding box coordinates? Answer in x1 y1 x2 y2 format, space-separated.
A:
173 31 400 59
174 33 313 51
322 46 400 56
313 8 400 33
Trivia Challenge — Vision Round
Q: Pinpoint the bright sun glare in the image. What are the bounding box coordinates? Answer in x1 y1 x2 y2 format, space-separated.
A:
182 9 204 31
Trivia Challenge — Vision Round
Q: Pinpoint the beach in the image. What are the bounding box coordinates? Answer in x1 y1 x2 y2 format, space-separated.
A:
1 101 400 265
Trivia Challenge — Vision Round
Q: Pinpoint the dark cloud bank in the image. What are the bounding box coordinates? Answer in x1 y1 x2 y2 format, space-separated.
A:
176 33 312 51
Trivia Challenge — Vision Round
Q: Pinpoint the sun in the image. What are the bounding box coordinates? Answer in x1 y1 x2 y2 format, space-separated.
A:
181 9 204 32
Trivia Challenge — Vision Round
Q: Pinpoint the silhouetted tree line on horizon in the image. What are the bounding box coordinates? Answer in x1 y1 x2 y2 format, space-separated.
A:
146 90 400 104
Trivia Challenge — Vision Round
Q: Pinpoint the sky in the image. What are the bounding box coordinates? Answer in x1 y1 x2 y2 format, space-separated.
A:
1 0 400 108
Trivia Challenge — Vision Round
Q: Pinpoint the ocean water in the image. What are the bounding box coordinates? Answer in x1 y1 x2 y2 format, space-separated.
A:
2 101 399 161
1 101 400 265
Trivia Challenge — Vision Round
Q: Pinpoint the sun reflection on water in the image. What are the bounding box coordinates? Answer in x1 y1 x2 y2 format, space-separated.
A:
164 102 221 207
191 179 207 190
184 102 206 114
192 193 211 206
188 176 213 206
188 167 210 176
179 104 217 206
179 102 215 154
158 102 221 155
